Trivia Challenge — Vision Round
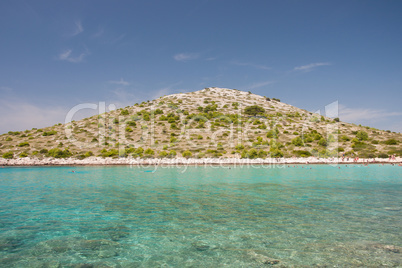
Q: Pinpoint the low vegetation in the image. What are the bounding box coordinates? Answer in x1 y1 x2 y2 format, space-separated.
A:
0 87 400 160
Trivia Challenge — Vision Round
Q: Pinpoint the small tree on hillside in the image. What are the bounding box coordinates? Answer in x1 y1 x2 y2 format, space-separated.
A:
244 105 265 116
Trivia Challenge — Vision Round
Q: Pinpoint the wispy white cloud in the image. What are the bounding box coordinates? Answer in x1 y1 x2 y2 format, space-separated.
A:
294 62 331 72
58 49 88 63
108 78 130 86
339 105 402 122
72 20 84 36
173 53 199 62
231 61 271 70
247 81 275 90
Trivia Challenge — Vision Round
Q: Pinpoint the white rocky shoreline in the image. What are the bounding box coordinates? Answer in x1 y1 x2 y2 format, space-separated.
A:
1 156 401 166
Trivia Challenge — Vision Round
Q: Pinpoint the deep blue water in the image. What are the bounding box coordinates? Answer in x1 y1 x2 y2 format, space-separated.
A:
0 165 401 267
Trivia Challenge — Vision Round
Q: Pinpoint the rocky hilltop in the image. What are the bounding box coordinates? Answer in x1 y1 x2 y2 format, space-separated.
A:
1 87 401 161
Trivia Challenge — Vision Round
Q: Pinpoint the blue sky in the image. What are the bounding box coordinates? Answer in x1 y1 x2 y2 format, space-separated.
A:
1 0 401 133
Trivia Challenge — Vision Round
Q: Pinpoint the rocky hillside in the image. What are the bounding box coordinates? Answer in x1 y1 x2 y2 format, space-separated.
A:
1 87 401 159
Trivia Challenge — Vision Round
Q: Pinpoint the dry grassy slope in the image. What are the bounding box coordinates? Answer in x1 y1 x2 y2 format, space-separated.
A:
1 87 401 159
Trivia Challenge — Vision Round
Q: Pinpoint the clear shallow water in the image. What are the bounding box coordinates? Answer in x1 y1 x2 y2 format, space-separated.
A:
0 165 401 267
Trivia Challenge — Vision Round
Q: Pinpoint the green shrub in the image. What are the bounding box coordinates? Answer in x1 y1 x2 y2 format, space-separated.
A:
318 138 328 147
47 148 73 158
144 148 155 156
154 108 164 115
203 104 218 113
125 127 133 132
270 148 283 158
17 142 30 147
378 153 388 158
293 150 312 157
182 150 192 158
266 128 279 139
384 139 398 145
19 152 28 158
39 149 48 154
291 137 303 147
127 121 137 127
2 152 14 159
244 105 265 116
169 150 177 158
43 130 57 136
84 151 94 158
159 151 168 158
100 149 119 158
356 130 368 141
120 109 129 115
235 144 244 150
5 137 12 141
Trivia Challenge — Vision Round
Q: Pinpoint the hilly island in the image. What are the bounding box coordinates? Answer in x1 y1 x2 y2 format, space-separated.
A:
1 87 401 165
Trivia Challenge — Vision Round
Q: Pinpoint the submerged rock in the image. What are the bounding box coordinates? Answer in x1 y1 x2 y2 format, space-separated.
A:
371 243 401 253
247 250 280 265
191 241 210 251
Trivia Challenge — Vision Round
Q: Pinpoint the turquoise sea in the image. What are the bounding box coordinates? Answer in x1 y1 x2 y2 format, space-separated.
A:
0 165 401 267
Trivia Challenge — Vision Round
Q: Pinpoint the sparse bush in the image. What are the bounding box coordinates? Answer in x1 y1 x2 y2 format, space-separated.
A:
17 142 30 147
293 150 312 157
169 150 177 158
120 109 129 115
100 149 119 158
291 137 303 147
19 152 28 158
384 139 398 145
39 149 48 154
244 105 265 116
127 121 137 127
182 150 192 158
340 135 350 142
270 148 283 158
47 148 73 158
2 152 13 159
159 151 168 158
378 153 388 158
43 130 57 136
144 148 155 156
356 130 368 141
154 109 164 115
318 138 328 147
84 151 94 158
